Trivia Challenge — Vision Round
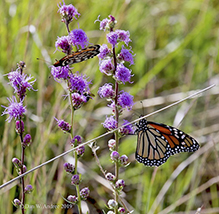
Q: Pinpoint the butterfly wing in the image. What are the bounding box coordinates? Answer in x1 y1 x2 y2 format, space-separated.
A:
53 45 100 67
135 119 200 167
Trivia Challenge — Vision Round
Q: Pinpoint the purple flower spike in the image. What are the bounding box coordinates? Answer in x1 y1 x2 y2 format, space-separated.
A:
99 59 114 76
111 151 120 161
97 15 117 31
99 18 109 31
24 184 33 194
118 46 134 66
23 134 32 147
98 83 115 99
69 29 88 49
120 120 134 135
13 198 21 207
108 139 116 150
69 72 91 94
102 116 118 130
67 195 77 203
119 155 128 165
15 120 24 134
105 172 115 181
76 145 85 157
54 118 71 132
108 199 118 209
71 92 87 110
115 179 125 189
71 135 82 146
63 162 75 174
71 174 80 185
7 70 36 100
51 65 69 80
115 64 132 84
118 207 126 213
115 29 131 46
12 158 22 168
107 32 118 47
118 91 134 110
98 44 112 59
1 96 26 123
80 187 90 200
58 1 80 24
55 36 72 54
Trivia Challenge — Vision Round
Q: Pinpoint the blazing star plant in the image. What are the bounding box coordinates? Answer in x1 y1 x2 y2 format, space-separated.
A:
95 15 135 214
49 1 97 213
1 61 35 213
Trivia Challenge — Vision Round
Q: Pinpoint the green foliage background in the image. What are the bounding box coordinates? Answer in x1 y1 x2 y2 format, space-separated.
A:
0 0 219 213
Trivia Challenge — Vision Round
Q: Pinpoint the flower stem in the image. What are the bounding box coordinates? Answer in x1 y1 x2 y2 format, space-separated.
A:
69 93 82 214
113 45 119 214
19 119 25 214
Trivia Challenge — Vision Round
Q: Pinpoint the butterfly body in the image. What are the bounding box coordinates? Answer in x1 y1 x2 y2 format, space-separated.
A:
135 118 199 167
53 45 100 67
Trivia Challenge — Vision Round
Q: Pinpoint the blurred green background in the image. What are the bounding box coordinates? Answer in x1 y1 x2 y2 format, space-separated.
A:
0 0 219 213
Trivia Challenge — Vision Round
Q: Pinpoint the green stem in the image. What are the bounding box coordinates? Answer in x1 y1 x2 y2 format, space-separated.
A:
69 93 82 214
113 45 119 213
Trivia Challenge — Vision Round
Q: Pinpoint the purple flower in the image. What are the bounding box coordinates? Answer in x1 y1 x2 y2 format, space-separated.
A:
99 18 109 31
69 72 91 94
98 83 115 99
51 65 69 80
102 116 118 130
24 184 33 194
54 118 71 132
55 36 72 54
71 174 80 185
108 139 116 150
1 96 26 122
115 29 131 46
71 92 87 110
118 46 134 66
12 158 22 168
98 44 111 59
80 187 90 200
71 135 82 146
99 59 114 76
118 91 134 110
13 198 21 207
97 15 117 31
23 134 32 147
119 155 128 165
115 64 132 84
107 32 118 47
63 162 75 174
7 70 36 100
69 29 88 49
105 172 115 181
119 120 134 135
67 195 77 203
118 207 126 213
108 199 118 209
15 120 24 134
115 179 125 189
58 1 80 24
110 151 120 161
76 145 85 156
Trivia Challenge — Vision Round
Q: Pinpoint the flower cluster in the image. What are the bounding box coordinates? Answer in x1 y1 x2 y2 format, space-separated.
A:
56 2 96 210
1 61 35 211
96 15 135 213
97 16 135 135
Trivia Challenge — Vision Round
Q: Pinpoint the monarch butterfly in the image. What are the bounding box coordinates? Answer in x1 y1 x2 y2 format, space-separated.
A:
135 118 200 167
53 45 100 67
